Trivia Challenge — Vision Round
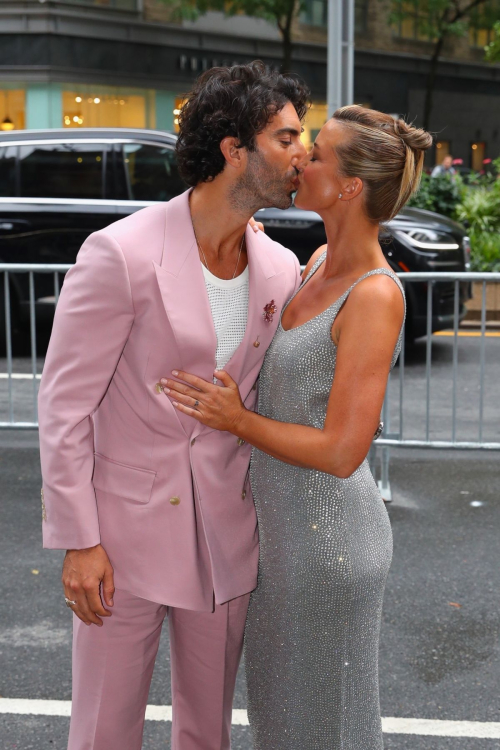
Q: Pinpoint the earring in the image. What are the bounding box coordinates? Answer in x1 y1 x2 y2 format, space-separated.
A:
338 193 343 199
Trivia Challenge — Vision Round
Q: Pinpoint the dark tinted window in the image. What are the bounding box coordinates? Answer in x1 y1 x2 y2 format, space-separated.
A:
106 146 128 201
19 143 105 199
123 143 186 201
0 146 17 197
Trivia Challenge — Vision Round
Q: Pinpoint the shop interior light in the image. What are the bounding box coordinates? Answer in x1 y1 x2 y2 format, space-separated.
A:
1 91 15 131
173 108 181 115
1 116 15 131
472 143 478 150
75 96 82 103
94 97 101 104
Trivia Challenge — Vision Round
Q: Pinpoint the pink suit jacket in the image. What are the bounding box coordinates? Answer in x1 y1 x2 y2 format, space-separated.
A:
38 189 301 610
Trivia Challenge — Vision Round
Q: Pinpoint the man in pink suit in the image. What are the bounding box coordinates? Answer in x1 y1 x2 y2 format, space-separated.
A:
38 61 309 749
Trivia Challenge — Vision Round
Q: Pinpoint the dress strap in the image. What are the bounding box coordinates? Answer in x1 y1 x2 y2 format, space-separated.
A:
302 250 327 285
342 267 405 307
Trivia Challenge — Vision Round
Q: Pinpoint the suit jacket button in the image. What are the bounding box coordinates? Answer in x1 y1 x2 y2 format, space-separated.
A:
237 438 245 446
252 382 257 391
169 496 181 506
241 490 247 499
155 382 164 393
191 438 196 446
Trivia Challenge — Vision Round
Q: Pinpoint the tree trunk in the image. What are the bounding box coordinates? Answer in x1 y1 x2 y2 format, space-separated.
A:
282 28 293 72
278 0 296 72
423 35 445 131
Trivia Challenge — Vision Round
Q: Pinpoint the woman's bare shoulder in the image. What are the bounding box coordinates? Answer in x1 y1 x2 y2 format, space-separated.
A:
301 244 327 279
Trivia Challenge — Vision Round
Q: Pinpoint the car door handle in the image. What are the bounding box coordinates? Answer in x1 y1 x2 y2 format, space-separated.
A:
0 222 14 231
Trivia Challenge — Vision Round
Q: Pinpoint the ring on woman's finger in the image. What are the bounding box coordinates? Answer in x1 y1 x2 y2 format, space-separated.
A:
64 597 77 608
194 400 200 408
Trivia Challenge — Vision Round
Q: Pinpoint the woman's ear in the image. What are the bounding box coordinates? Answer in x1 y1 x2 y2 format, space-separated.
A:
341 177 363 200
220 137 244 169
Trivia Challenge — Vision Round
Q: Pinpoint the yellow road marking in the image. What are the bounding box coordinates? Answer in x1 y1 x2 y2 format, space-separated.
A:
434 331 500 337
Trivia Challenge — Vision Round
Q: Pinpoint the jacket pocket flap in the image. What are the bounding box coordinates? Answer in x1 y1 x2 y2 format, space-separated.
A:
93 453 156 504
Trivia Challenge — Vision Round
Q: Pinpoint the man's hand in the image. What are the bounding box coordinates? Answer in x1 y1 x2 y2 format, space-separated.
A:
62 544 115 626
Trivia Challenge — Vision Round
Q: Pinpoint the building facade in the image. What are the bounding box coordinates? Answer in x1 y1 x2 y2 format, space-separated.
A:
1 0 499 167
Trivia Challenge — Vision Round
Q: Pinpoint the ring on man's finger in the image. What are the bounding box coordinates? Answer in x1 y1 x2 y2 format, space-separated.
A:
65 597 77 608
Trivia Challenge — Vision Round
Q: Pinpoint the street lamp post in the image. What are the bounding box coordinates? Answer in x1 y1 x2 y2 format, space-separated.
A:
327 0 355 118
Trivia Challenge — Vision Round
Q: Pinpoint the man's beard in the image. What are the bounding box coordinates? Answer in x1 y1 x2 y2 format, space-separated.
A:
229 148 297 214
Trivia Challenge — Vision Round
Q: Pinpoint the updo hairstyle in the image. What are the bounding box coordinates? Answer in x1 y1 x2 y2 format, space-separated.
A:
332 105 433 223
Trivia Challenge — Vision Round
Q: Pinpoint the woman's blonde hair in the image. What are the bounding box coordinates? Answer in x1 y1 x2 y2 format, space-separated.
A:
332 105 433 223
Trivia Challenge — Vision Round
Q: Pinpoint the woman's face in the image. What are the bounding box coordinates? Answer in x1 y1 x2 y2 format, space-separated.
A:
294 119 347 213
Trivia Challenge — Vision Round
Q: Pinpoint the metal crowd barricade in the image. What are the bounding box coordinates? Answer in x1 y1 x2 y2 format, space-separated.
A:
1 263 70 429
372 271 500 501
1 266 500 501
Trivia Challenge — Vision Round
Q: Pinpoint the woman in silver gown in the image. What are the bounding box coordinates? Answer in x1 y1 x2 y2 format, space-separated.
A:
166 105 432 748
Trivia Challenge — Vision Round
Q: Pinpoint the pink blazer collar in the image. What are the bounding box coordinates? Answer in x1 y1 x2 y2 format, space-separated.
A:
153 190 284 436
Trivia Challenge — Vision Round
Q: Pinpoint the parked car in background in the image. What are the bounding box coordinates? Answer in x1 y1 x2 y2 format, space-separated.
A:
0 128 471 351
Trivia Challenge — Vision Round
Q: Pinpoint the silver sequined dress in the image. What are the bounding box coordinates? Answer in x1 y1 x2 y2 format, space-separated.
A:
245 254 405 750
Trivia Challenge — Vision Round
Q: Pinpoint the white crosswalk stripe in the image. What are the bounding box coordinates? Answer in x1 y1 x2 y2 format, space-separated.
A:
1 699 500 738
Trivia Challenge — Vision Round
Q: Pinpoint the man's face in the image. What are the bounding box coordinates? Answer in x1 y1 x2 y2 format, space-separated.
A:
442 155 453 169
237 101 307 211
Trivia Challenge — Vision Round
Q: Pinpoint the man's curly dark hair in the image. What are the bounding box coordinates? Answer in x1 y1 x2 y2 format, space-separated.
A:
175 60 310 186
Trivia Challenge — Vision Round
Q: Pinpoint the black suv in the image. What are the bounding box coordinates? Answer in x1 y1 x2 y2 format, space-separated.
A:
0 128 471 349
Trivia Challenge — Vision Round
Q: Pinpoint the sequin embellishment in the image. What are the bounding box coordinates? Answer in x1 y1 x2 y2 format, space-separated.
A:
245 255 406 749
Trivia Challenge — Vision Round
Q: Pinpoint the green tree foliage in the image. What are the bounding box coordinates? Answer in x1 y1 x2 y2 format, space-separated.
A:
485 20 500 61
409 160 500 271
161 0 303 71
390 0 498 129
408 172 464 216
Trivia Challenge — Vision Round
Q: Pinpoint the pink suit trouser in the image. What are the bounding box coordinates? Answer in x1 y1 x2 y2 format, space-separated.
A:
67 588 250 750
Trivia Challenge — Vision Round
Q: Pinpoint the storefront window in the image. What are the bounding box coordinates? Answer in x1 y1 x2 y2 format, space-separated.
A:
392 0 433 41
471 142 485 172
62 87 154 129
301 103 328 151
435 140 450 165
469 0 500 47
0 89 25 131
173 97 188 133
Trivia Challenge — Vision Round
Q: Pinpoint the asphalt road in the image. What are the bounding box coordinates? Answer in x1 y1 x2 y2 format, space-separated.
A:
1 334 499 749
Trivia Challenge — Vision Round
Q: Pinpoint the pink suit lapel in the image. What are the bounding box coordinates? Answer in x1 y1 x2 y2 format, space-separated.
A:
153 189 286 438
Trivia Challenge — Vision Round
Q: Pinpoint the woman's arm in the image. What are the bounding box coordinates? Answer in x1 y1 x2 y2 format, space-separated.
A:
164 274 404 478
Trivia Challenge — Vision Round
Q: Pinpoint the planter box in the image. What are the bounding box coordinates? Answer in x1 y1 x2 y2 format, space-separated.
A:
465 281 500 321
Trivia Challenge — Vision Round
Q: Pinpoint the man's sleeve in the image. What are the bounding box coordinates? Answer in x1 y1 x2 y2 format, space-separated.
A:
38 231 135 550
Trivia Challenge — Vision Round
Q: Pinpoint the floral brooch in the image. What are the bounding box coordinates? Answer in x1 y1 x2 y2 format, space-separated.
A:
263 300 278 323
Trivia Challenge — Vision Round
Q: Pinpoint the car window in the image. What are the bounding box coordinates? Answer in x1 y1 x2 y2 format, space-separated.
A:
106 146 128 201
0 146 17 197
19 143 105 199
123 143 186 201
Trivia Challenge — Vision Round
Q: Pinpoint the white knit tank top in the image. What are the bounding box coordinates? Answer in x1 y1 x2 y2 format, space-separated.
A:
202 263 249 371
